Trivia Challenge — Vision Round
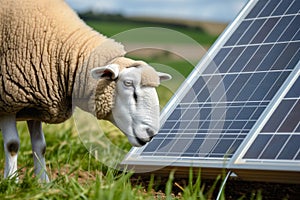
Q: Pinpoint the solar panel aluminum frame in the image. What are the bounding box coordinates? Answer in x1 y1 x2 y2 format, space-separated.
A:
230 61 300 172
122 0 258 170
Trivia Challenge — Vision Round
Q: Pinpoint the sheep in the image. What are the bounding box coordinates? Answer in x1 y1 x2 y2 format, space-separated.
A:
0 0 171 182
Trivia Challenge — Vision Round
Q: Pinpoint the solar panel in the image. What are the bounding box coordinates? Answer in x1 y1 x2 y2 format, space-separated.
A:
231 70 300 167
122 0 300 182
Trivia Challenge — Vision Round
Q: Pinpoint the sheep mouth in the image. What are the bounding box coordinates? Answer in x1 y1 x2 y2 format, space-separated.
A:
131 128 155 147
135 137 147 146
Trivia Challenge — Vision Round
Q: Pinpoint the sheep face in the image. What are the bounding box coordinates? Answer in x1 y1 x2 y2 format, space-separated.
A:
91 63 171 147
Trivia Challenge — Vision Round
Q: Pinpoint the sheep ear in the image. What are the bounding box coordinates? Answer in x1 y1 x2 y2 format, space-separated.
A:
157 72 172 82
91 64 119 80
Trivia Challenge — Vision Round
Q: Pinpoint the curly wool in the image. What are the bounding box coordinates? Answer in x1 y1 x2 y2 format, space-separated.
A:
94 80 116 119
0 0 125 123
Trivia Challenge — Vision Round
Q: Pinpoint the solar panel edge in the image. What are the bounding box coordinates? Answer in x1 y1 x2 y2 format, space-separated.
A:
159 0 259 125
122 0 258 165
230 61 300 171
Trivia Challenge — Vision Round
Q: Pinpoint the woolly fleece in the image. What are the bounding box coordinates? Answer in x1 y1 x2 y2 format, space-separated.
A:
0 0 126 123
0 0 162 123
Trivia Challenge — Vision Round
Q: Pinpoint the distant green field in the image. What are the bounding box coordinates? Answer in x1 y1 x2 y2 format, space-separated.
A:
85 20 218 45
84 16 218 82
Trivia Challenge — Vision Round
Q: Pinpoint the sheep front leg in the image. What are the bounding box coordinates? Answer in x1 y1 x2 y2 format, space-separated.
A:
0 115 20 180
27 120 49 182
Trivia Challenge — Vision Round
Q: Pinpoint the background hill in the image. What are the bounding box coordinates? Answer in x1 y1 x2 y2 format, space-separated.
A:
79 13 226 78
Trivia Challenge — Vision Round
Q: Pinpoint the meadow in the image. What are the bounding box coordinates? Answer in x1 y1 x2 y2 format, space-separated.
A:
0 120 229 199
0 16 268 199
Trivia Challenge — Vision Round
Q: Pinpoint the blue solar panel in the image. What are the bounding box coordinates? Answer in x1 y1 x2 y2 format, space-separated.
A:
123 0 300 180
243 76 300 160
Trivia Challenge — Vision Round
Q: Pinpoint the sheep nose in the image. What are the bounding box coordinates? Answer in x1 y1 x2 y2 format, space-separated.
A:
146 128 156 138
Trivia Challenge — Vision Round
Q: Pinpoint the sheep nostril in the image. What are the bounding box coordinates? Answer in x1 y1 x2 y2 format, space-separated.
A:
146 128 155 138
149 135 154 142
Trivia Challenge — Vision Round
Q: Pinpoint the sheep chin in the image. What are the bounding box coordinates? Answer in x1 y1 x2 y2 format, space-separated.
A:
126 135 145 147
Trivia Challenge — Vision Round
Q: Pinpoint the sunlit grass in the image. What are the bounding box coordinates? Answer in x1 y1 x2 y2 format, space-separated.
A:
0 95 218 200
0 111 264 199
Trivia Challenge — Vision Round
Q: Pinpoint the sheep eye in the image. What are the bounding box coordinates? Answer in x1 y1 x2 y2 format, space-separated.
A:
124 80 133 87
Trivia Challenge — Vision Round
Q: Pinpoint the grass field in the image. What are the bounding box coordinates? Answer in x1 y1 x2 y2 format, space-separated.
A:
87 20 218 45
84 18 219 45
0 120 234 200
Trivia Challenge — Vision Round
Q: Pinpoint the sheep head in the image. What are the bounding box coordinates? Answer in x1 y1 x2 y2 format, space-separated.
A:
91 58 171 147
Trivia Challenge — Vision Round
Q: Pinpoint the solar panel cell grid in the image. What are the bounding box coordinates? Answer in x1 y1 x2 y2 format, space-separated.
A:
265 16 294 43
124 0 300 176
278 100 300 132
277 135 300 159
279 15 300 42
258 0 281 17
243 74 300 160
286 77 300 98
260 135 290 159
224 21 252 46
260 100 295 132
272 0 294 16
286 0 300 14
246 0 269 19
141 73 297 158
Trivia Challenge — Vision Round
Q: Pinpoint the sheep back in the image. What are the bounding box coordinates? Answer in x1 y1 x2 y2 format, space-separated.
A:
0 0 125 123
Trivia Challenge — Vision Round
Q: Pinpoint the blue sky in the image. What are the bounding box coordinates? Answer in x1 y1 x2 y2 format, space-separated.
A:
65 0 248 22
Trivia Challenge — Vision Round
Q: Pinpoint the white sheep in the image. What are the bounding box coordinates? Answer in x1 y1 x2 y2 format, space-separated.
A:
0 0 171 182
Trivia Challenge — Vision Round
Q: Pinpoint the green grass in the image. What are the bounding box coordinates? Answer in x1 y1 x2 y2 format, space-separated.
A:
0 117 265 199
0 120 236 200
